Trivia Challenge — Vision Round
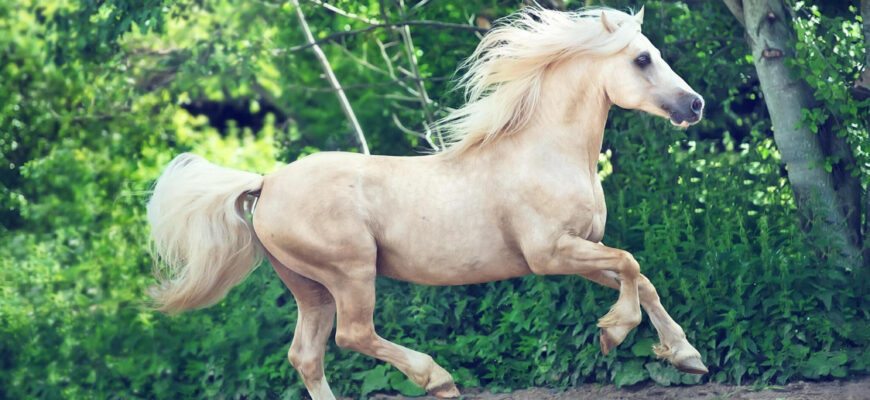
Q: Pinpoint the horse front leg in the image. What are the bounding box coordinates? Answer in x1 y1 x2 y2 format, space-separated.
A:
529 235 642 354
581 269 707 374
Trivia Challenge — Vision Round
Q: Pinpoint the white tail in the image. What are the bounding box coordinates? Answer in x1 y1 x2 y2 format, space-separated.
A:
146 153 265 313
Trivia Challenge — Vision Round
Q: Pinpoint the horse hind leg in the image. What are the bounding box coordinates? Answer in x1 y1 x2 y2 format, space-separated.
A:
268 254 337 400
329 273 460 398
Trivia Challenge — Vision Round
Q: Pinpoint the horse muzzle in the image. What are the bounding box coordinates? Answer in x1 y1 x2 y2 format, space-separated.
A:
665 93 704 127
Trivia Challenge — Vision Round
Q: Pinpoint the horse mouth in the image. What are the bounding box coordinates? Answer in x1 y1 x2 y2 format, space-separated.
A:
669 115 693 128
668 113 701 128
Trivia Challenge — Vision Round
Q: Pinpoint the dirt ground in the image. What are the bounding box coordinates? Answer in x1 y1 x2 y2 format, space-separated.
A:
369 375 870 400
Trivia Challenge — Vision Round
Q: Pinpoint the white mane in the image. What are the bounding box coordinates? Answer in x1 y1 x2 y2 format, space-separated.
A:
438 7 643 156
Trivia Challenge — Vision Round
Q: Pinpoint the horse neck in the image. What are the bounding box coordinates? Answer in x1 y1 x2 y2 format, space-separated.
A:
475 72 611 174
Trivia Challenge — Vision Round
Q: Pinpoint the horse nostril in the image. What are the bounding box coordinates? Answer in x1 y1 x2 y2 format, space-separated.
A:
691 98 703 114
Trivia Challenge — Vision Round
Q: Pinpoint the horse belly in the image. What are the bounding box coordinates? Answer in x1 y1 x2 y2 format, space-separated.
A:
375 234 532 286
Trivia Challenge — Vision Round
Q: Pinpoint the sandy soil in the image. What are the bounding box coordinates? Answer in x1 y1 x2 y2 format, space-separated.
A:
369 375 870 400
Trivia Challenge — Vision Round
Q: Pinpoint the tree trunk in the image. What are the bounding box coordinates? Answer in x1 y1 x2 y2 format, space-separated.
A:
853 0 870 100
862 0 869 68
724 0 863 268
862 0 870 261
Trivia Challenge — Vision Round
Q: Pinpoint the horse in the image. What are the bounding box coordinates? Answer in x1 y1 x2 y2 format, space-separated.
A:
146 6 708 399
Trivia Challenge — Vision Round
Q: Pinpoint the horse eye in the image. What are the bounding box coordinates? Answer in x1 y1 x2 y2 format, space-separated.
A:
634 53 651 67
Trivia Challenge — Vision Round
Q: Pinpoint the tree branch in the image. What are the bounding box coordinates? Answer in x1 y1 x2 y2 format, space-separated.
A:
292 0 370 155
391 113 428 140
286 76 450 93
665 36 744 47
396 0 443 151
284 21 488 53
308 0 380 25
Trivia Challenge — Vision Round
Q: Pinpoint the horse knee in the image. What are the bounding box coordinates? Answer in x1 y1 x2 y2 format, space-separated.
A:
334 326 376 351
618 251 640 277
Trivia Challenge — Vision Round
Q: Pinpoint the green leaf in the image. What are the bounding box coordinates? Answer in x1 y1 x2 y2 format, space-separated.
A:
355 365 390 398
645 362 678 386
631 338 657 358
802 352 836 379
830 351 848 366
389 370 426 396
612 360 648 387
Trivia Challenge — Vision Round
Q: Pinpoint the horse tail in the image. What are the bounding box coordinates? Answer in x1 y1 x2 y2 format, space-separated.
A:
146 153 264 314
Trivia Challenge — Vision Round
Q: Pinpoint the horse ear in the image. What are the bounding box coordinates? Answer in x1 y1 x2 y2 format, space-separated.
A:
635 6 645 25
600 12 618 33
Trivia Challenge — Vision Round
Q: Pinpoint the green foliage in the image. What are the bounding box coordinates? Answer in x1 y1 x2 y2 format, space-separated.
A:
2 0 869 399
42 0 171 64
791 2 870 184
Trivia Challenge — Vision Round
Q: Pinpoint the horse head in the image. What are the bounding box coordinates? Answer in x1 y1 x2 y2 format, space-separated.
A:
597 7 704 127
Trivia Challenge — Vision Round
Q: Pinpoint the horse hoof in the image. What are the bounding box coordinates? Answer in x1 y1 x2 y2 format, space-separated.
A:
599 326 629 355
673 355 708 374
426 366 459 399
428 382 460 398
600 330 614 355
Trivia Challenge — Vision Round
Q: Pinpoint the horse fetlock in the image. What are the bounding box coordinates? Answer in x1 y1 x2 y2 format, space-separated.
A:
597 302 641 330
597 304 641 355
288 351 324 382
652 342 673 359
658 342 707 374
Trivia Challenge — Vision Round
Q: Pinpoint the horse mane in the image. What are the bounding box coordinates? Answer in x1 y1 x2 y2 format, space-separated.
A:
437 7 643 156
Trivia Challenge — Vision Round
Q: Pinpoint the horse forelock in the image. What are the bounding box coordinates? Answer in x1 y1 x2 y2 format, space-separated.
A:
438 7 642 156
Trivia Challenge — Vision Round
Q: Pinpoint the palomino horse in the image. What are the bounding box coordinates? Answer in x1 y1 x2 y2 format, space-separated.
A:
147 7 707 399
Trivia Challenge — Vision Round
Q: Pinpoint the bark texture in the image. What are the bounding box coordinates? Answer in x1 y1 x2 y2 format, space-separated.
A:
863 0 869 67
725 0 863 267
862 0 870 260
853 0 870 100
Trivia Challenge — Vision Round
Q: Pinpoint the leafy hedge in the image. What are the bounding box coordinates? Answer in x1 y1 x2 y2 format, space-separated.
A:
3 120 868 399
2 0 869 399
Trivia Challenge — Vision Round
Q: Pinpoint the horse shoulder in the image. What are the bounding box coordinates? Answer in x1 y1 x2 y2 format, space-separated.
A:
503 166 608 264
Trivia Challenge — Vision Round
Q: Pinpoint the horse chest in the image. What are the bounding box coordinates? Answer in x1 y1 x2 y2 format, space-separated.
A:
539 176 608 243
